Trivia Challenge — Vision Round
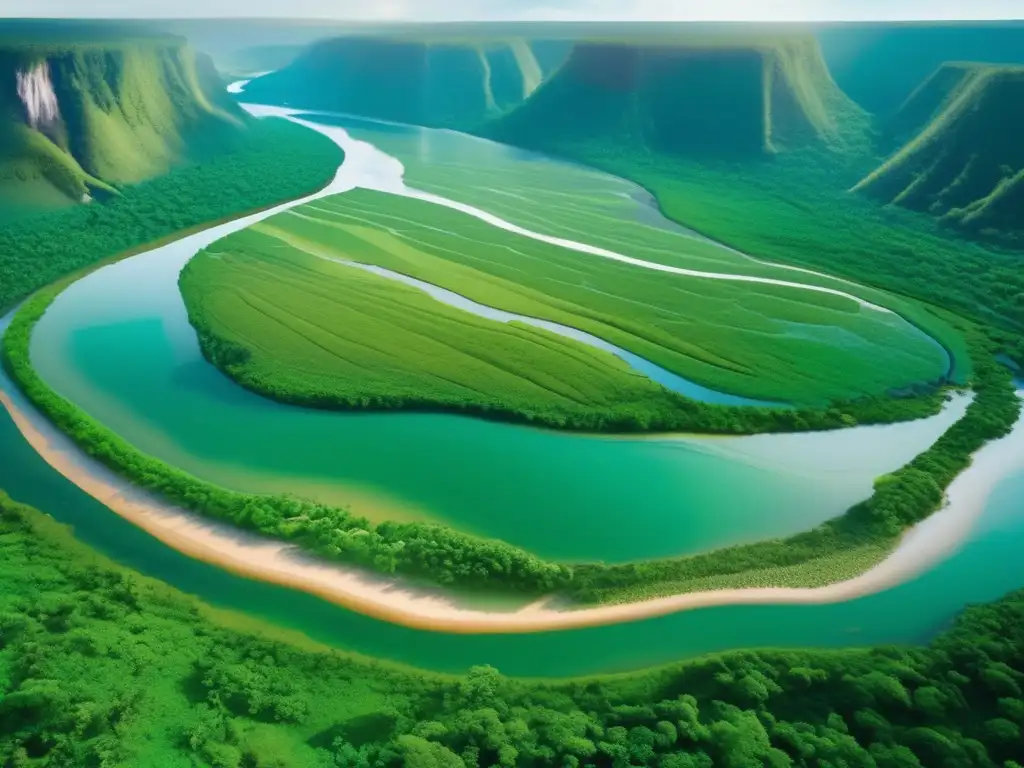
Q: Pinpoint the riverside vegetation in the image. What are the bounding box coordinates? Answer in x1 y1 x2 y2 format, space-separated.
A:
4 277 1019 600
2 493 1024 767
0 117 342 312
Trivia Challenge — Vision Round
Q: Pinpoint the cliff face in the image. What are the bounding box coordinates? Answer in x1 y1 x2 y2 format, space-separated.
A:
481 36 868 158
819 22 1024 116
240 36 568 130
0 39 245 217
853 64 1024 237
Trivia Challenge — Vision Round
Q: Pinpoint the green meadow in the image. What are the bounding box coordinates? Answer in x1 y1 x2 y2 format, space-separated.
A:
180 188 950 419
301 112 971 379
179 223 691 427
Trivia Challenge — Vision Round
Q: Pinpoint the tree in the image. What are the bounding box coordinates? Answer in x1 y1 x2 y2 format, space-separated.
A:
395 735 465 768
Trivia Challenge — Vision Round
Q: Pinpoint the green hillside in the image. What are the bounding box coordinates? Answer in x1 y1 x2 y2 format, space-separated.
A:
0 36 247 221
853 63 1024 241
482 34 869 158
818 22 1024 116
240 36 567 130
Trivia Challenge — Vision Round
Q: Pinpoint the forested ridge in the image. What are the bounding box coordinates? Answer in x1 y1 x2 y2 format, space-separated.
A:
2 494 1024 767
0 117 342 313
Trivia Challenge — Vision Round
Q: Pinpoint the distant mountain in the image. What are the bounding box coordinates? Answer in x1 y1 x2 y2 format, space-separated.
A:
480 35 868 158
240 36 570 130
213 44 305 79
818 22 1024 116
0 32 247 219
853 63 1024 239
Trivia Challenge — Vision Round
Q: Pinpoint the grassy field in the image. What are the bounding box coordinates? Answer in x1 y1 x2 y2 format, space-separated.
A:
179 223 693 427
465 113 1024 362
182 188 950 414
311 112 972 379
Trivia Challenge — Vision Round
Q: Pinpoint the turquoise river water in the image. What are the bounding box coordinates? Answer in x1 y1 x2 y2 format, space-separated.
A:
0 105 1021 677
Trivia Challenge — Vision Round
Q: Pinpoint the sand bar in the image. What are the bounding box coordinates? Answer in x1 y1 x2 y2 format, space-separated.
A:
2 368 1021 635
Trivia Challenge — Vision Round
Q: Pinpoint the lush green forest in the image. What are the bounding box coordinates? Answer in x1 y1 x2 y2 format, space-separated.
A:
0 117 341 313
3 493 1024 767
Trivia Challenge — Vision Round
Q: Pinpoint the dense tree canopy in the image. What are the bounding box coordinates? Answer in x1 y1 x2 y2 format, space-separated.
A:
0 117 341 313
2 495 1024 767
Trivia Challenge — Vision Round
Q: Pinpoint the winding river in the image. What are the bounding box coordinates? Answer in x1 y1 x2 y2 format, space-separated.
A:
23 106 962 564
0 100 1022 677
1 369 1022 676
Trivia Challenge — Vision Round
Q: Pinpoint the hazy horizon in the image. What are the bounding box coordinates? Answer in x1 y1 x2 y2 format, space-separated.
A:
5 0 1024 22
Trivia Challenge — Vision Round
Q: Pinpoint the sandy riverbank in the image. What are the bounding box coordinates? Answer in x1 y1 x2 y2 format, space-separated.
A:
2 372 1020 635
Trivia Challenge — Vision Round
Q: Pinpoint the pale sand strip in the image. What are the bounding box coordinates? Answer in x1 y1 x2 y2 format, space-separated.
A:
2 376 1020 636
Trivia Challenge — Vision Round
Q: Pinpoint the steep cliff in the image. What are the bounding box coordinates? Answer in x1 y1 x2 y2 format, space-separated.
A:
481 35 868 158
853 64 1024 238
0 37 246 218
240 36 569 130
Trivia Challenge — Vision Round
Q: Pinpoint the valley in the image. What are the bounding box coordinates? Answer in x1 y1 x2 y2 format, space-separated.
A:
2 16 1024 768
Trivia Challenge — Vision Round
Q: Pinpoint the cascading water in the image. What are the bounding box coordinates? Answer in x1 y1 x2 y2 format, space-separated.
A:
16 61 60 129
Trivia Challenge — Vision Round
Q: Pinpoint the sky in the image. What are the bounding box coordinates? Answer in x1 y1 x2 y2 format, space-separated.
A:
5 0 1024 21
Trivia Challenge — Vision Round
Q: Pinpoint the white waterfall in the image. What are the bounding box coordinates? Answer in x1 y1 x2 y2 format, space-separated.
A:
16 61 60 129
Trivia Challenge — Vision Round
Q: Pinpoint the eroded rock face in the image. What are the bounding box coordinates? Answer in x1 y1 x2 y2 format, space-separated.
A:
16 61 60 129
